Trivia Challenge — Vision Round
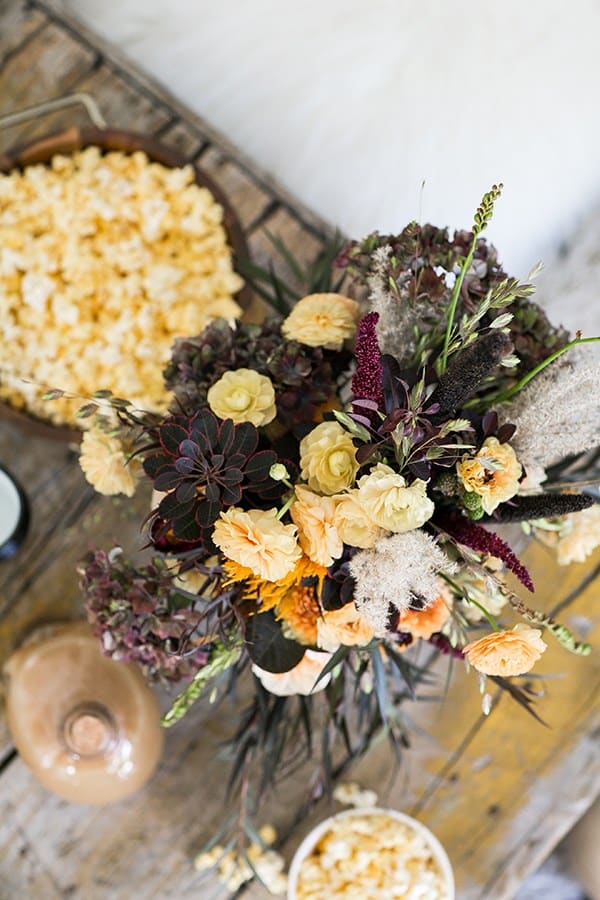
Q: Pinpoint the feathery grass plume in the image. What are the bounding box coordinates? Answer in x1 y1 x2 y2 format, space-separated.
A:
431 331 513 422
499 357 600 481
439 513 534 591
368 246 420 362
490 493 595 523
349 532 457 636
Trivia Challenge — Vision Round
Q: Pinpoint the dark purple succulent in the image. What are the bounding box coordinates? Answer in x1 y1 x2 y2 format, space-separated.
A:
142 409 282 541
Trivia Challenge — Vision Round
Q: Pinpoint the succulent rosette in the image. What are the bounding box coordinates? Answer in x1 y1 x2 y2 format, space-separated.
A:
75 186 600 848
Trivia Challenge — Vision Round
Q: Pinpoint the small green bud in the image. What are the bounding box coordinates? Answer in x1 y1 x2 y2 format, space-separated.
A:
463 491 483 511
269 463 289 482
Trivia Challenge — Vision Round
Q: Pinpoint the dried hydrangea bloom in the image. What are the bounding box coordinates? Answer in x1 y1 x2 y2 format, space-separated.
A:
463 624 547 676
281 293 361 350
207 368 276 426
252 650 332 697
79 428 140 497
291 486 344 567
299 421 359 495
317 602 375 652
456 437 522 514
213 507 301 582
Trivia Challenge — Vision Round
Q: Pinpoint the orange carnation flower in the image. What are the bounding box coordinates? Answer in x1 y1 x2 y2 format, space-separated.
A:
398 591 452 640
463 624 547 677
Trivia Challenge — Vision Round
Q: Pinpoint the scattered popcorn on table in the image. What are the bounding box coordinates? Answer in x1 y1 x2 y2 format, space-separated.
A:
333 781 379 809
0 147 243 425
194 825 288 895
295 813 451 899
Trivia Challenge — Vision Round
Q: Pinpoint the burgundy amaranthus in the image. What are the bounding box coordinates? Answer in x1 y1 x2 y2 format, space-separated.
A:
440 513 534 593
351 312 383 419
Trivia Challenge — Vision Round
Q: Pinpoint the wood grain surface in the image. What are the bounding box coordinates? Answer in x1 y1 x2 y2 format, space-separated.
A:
0 2 598 898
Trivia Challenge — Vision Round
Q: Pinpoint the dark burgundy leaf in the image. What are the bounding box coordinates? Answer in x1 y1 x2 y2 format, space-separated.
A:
159 424 189 456
482 410 498 437
245 610 306 673
221 483 242 505
196 498 221 526
175 481 197 503
154 469 183 492
497 423 517 443
204 482 220 501
222 467 244 485
218 418 235 454
142 453 168 478
233 422 259 458
174 457 196 475
244 450 277 481
179 439 200 459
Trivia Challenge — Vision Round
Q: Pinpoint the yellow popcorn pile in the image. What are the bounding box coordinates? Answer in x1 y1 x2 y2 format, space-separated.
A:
0 147 243 425
194 824 288 895
295 813 450 900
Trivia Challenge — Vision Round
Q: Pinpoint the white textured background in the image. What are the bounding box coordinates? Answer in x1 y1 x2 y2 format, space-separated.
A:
66 0 600 284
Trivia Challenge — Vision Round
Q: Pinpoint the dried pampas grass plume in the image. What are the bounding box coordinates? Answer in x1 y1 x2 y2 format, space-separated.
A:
349 531 457 636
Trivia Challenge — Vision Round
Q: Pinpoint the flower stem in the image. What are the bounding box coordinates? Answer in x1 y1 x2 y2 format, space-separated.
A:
439 233 478 374
162 639 243 727
495 335 600 404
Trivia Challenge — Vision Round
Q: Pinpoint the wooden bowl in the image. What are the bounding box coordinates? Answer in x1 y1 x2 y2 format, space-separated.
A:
0 127 251 443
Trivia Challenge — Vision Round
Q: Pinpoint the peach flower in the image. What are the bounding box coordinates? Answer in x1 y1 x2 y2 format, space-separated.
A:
456 437 522 515
278 583 321 645
207 368 276 426
463 624 547 677
213 507 301 582
300 421 359 495
317 603 375 652
334 490 383 549
291 486 344 567
252 650 332 696
281 293 361 350
398 588 452 639
79 428 140 497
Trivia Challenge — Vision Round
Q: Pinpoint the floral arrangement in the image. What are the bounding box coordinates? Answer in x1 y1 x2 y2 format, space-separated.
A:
71 186 600 869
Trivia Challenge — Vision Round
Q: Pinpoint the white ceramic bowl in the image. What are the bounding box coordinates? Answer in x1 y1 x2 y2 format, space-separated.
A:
287 806 455 899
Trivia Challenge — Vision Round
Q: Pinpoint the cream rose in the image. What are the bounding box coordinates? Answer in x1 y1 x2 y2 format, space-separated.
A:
456 437 522 515
317 603 375 652
535 505 600 566
207 368 276 426
281 293 361 350
252 650 332 696
356 463 434 533
333 490 383 549
212 507 301 582
299 421 359 495
290 485 344 567
79 428 140 497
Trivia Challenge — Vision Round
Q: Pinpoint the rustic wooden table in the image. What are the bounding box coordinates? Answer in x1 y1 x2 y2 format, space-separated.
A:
1 2 599 897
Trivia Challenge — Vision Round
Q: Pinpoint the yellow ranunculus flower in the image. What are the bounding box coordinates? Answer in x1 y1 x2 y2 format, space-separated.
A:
299 420 359 495
356 463 434 533
281 293 361 350
456 436 522 515
463 624 547 677
207 368 277 426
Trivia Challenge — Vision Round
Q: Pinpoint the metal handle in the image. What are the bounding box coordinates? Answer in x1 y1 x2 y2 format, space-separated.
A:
0 93 107 132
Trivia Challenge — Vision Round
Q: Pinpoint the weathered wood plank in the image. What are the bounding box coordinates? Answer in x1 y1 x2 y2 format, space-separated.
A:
34 0 334 239
0 21 98 152
157 120 206 160
18 62 175 136
247 206 324 289
196 146 274 231
0 0 47 66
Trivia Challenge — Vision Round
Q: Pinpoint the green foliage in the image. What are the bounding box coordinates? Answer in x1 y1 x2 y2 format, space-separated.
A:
473 183 503 236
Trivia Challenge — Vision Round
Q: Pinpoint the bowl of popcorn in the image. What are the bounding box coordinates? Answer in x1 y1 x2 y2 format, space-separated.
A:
287 807 454 900
0 127 249 439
